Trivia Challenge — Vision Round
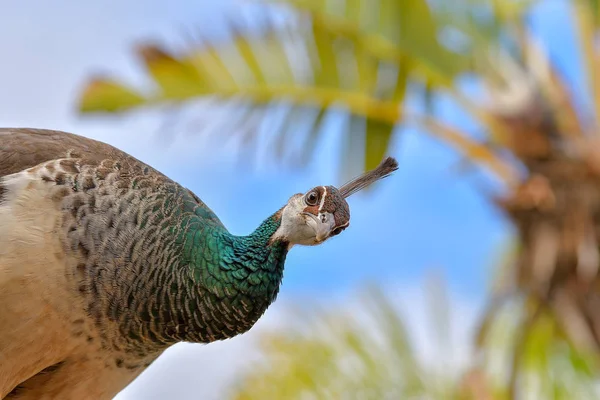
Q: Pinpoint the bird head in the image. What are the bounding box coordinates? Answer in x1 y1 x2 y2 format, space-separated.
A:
274 157 399 246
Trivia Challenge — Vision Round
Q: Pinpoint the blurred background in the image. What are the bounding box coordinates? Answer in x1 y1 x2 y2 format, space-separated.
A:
3 0 600 398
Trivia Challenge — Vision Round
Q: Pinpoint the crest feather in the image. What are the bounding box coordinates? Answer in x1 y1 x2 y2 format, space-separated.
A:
338 157 399 198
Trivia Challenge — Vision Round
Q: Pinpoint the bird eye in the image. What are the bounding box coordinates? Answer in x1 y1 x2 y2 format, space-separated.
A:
305 191 319 206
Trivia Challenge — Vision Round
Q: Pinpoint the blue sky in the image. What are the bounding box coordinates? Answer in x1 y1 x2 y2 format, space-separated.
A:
0 0 585 398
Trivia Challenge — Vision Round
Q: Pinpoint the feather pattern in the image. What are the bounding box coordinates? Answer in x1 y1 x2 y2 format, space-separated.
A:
0 128 396 399
338 156 399 197
0 128 289 399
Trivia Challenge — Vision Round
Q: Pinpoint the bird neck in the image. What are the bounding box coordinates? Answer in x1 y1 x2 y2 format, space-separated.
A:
88 197 292 365
163 208 290 345
237 216 290 273
207 210 290 297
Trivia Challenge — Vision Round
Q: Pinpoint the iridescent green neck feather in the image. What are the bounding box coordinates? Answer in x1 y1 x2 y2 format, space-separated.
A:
135 207 286 348
183 211 289 340
76 182 290 363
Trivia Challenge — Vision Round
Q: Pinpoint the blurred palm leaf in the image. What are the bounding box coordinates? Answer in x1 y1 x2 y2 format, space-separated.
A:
231 282 462 400
231 280 600 400
77 0 526 179
475 296 600 399
79 77 145 112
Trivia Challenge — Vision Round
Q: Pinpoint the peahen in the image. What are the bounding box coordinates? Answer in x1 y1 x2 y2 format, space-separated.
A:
0 128 398 399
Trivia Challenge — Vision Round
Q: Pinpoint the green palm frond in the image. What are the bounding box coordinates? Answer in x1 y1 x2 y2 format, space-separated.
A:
79 77 146 112
231 281 600 400
231 283 462 400
77 0 529 179
476 296 600 399
80 29 405 173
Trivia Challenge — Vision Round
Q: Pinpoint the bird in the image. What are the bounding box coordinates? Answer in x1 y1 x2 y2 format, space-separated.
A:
0 128 398 399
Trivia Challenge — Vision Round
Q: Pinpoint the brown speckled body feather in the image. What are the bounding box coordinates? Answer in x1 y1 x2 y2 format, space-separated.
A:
0 128 264 399
0 127 378 399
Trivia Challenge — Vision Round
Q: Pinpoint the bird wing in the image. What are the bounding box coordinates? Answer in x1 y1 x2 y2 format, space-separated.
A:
0 128 226 397
0 127 138 177
0 127 224 226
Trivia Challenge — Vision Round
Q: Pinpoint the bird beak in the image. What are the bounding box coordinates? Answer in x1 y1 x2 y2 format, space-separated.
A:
315 222 334 242
304 212 335 243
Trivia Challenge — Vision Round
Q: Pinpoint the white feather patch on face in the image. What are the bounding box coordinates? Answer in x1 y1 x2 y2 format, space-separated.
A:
318 186 327 213
272 193 326 247
272 195 311 244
